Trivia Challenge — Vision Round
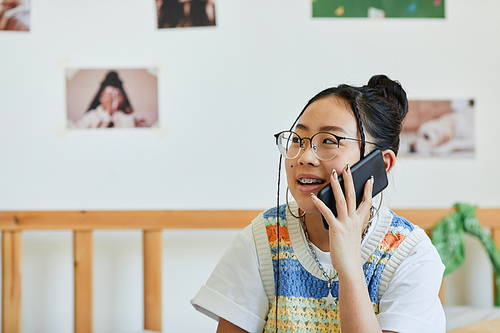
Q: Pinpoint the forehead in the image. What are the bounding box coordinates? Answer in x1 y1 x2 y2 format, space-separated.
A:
296 96 358 136
102 86 121 94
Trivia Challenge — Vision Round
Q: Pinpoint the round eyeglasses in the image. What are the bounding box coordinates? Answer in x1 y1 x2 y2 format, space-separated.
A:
274 130 377 161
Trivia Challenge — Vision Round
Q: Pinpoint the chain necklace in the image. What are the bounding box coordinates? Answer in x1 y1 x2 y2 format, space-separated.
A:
300 207 375 307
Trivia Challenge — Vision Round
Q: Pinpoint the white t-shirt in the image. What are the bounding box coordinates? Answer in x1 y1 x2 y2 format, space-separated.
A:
75 105 136 128
191 206 446 333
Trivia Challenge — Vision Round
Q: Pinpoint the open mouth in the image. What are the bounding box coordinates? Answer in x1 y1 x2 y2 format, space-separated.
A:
297 178 326 186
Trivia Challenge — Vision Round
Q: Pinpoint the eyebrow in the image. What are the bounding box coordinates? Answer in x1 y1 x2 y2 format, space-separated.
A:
296 123 349 136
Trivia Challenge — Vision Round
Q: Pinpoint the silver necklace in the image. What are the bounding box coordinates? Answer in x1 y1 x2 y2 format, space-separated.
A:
300 207 375 307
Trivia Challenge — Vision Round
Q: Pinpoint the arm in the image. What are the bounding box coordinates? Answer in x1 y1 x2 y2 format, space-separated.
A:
217 318 249 333
311 165 388 333
190 226 269 332
377 237 446 332
337 260 396 333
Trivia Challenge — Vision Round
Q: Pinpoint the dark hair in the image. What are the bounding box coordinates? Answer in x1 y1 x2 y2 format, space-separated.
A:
157 0 184 28
190 0 215 27
87 71 133 114
290 74 408 158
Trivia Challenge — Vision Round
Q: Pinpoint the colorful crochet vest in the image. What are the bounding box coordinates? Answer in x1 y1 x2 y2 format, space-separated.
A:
252 202 426 333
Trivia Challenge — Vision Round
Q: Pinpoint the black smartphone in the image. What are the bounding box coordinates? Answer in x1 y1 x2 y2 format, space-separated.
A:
317 149 388 230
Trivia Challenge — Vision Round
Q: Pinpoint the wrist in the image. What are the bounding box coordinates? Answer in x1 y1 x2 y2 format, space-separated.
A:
336 258 364 281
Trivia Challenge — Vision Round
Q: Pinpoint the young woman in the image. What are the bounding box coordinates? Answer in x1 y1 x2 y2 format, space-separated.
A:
191 75 446 333
76 71 146 128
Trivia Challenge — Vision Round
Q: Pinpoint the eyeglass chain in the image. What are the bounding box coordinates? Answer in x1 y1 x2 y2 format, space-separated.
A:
300 206 376 306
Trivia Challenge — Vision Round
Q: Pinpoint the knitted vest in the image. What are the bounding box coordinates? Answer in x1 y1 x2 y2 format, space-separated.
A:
252 202 426 333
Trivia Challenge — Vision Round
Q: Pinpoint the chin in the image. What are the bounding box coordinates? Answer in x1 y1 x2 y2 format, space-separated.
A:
292 198 320 215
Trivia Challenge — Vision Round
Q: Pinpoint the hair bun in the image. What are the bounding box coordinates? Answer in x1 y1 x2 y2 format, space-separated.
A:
367 75 408 120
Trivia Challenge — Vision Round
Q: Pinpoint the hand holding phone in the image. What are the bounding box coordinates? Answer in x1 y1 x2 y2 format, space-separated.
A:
317 149 388 229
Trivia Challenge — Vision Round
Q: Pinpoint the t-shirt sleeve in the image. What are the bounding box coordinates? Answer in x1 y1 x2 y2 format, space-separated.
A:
377 235 446 333
190 225 269 332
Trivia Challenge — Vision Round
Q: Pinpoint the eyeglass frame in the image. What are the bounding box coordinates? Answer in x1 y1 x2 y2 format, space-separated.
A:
274 130 378 161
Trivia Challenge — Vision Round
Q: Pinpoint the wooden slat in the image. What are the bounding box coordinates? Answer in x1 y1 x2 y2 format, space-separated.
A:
393 208 500 230
0 208 498 231
143 230 162 331
74 231 93 333
0 210 261 230
0 207 497 328
438 279 446 305
2 231 22 333
493 229 500 304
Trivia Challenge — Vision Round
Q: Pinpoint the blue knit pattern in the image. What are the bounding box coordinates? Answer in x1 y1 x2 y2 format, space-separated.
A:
263 204 287 221
364 212 415 303
263 206 415 332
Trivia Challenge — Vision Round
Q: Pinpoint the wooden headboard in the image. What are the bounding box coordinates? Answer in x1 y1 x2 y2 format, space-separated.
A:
1 208 499 333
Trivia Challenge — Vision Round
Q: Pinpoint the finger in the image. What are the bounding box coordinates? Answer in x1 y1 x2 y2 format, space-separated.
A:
310 192 336 228
329 169 348 220
342 163 356 216
358 176 374 219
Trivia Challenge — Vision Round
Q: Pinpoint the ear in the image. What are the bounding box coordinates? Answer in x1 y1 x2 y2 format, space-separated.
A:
382 149 396 173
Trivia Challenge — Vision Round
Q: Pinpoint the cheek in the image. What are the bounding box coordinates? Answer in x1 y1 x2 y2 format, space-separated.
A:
333 149 361 171
99 94 110 104
284 161 296 185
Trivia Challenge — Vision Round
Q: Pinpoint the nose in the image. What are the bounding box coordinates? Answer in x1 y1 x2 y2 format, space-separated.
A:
298 140 319 165
410 142 416 152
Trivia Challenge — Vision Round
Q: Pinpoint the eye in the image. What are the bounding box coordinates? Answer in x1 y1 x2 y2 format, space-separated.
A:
322 137 339 145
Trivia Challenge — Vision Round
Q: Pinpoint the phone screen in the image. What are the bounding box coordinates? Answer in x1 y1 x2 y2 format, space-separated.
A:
316 149 388 229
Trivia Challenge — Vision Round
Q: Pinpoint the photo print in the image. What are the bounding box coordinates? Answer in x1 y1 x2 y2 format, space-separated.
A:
0 0 30 31
312 0 445 18
67 69 159 129
399 99 475 158
156 0 215 29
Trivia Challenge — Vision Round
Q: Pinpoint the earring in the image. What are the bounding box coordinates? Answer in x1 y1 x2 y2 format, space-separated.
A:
365 192 383 224
286 187 306 219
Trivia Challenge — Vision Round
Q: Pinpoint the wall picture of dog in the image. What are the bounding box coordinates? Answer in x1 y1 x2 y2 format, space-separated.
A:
399 99 475 158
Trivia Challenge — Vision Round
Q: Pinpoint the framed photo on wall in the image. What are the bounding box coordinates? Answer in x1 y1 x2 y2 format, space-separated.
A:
156 0 216 29
399 99 475 158
312 0 445 18
66 69 159 129
0 0 30 31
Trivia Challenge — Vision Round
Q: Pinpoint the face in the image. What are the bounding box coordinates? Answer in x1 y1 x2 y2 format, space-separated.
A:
285 95 365 214
99 86 124 114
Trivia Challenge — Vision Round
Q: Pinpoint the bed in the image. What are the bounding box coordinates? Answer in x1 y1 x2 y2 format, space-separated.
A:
1 208 499 332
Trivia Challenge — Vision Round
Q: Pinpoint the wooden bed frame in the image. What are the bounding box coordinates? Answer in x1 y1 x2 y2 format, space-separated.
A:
1 208 499 333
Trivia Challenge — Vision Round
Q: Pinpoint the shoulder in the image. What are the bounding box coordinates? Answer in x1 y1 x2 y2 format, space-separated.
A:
261 204 287 222
388 210 417 232
251 204 287 238
76 107 109 128
234 205 287 253
387 209 426 248
370 207 425 253
191 210 273 331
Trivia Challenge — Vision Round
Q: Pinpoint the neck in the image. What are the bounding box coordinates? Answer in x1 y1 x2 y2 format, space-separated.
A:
303 212 330 252
303 211 372 253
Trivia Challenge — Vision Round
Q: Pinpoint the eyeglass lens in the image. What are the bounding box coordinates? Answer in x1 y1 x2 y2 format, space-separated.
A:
277 131 340 161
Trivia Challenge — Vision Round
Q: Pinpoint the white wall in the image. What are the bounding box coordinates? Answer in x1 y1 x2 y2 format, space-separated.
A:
1 0 500 331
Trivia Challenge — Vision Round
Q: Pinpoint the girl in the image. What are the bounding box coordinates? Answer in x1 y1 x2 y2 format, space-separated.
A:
191 75 445 333
76 71 146 128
